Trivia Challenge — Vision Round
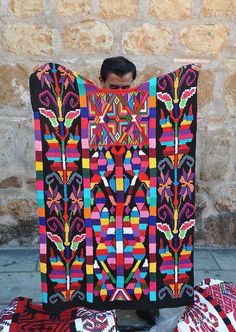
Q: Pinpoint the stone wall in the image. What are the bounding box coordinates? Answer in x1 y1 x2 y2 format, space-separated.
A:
0 0 235 246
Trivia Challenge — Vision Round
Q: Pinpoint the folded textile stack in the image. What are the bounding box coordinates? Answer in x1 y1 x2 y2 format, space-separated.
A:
0 297 117 331
174 278 236 332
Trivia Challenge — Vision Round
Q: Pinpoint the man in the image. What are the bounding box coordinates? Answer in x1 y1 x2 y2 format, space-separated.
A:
99 56 201 90
99 56 201 326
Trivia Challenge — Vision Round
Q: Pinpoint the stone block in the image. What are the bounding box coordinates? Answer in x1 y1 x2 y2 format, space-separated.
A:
149 0 194 20
9 0 44 18
0 120 35 180
204 211 236 245
210 183 236 213
55 0 92 16
122 23 172 55
99 0 138 18
180 24 229 57
0 64 30 108
61 21 113 54
0 176 22 188
2 23 53 57
198 128 232 181
223 72 236 112
200 0 236 17
198 70 215 107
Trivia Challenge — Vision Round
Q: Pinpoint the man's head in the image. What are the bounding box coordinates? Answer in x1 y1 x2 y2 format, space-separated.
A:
99 56 136 90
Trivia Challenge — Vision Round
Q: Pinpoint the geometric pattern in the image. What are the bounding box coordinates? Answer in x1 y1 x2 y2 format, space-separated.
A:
87 92 149 147
175 278 236 331
29 62 199 313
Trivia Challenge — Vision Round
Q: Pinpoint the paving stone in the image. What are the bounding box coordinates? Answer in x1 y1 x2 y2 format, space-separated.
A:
194 269 236 285
0 305 5 312
0 272 41 303
117 309 146 327
152 310 184 332
194 249 220 270
211 249 236 270
117 308 184 331
159 307 184 321
0 249 39 272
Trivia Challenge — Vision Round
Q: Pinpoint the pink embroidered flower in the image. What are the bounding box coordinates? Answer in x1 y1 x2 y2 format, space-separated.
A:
179 169 195 200
58 65 75 89
157 170 173 202
36 64 53 88
45 185 63 214
69 185 83 215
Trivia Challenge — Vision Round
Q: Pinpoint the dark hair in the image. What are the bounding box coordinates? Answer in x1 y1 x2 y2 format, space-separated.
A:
100 56 136 82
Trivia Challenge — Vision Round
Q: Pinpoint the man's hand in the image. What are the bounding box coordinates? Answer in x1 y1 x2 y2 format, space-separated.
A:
191 63 202 71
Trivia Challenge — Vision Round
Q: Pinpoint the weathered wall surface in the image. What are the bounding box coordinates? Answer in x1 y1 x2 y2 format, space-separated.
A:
0 0 235 246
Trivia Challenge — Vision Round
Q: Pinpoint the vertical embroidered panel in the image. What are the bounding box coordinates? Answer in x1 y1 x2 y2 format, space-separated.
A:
29 63 198 312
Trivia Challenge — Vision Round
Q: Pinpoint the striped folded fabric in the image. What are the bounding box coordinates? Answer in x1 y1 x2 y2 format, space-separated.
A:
0 297 117 332
174 278 236 332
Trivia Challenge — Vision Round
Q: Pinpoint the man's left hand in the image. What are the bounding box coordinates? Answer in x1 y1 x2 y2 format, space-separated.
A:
191 63 202 71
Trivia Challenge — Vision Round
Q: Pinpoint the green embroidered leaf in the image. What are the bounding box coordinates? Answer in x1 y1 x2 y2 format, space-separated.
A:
156 223 173 240
179 219 195 239
156 92 173 111
179 87 196 108
47 232 65 251
64 110 81 128
39 108 59 127
70 234 86 251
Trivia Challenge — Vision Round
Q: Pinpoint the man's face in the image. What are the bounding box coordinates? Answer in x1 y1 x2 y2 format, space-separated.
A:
99 72 134 90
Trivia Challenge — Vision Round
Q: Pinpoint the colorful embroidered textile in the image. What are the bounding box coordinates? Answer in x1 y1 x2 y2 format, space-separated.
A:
29 63 199 313
174 278 236 331
0 297 117 331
